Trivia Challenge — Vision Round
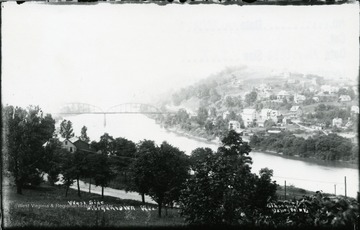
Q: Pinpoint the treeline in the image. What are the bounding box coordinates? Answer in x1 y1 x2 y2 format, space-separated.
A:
155 108 245 141
249 131 358 162
171 82 221 106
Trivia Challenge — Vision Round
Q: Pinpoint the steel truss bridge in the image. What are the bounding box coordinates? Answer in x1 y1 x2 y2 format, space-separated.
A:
57 102 173 127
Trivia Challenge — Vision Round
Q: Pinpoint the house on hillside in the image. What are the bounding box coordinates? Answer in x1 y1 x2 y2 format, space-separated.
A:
259 109 278 123
294 94 306 104
339 95 351 102
241 109 257 128
228 120 243 134
60 137 94 153
289 106 302 118
332 117 343 127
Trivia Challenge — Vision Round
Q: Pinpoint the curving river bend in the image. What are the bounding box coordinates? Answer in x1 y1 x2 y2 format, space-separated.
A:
59 114 359 198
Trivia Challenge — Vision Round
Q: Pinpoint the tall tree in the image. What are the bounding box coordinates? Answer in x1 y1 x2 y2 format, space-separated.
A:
112 137 137 183
92 153 114 198
80 126 90 143
180 130 277 225
245 91 258 106
42 138 65 185
60 119 74 139
4 105 55 194
59 150 77 197
129 140 190 217
98 133 114 155
127 140 158 204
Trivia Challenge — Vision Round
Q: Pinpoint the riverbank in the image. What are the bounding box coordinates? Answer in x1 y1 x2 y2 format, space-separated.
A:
161 124 358 170
251 148 359 170
164 126 221 146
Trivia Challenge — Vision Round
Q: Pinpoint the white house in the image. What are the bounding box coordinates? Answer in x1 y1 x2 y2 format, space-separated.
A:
339 95 351 102
294 94 306 104
332 117 343 127
351 105 359 114
241 109 257 128
61 137 79 153
228 120 242 134
289 106 302 118
259 109 278 123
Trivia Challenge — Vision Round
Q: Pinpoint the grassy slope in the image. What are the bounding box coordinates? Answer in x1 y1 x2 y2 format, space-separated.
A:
3 182 185 228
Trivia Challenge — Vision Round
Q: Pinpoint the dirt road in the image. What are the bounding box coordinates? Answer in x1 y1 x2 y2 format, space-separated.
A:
70 180 156 204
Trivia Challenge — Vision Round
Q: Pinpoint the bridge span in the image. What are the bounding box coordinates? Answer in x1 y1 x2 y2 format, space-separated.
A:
57 102 174 127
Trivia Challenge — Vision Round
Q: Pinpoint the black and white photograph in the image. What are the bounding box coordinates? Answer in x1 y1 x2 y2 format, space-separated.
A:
1 0 359 228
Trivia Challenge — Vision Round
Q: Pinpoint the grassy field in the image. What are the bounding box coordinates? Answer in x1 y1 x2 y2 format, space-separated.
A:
3 182 185 228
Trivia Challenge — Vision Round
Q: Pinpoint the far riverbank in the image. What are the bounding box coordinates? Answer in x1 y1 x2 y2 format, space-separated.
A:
163 125 358 170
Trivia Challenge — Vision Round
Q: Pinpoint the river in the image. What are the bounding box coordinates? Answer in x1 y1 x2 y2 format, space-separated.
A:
59 114 359 198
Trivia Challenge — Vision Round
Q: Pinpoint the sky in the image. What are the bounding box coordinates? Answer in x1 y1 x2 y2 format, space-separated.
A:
2 2 359 112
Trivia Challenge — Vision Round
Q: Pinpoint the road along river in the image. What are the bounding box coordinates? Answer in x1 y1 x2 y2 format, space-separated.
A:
60 114 358 198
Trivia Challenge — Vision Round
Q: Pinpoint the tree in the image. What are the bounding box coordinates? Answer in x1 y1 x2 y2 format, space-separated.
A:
264 119 276 129
129 141 190 217
4 105 55 194
176 109 189 123
59 150 77 197
60 119 74 139
245 91 258 106
197 106 208 126
98 133 114 155
80 126 90 143
42 138 65 185
225 96 235 108
180 130 277 225
112 137 137 183
92 153 114 198
128 140 158 204
189 147 214 169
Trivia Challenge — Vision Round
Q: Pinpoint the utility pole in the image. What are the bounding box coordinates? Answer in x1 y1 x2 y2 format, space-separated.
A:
334 184 336 196
284 180 287 200
344 176 347 198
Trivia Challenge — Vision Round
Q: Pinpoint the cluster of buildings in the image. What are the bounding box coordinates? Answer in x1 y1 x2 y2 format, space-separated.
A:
223 75 358 135
225 106 303 131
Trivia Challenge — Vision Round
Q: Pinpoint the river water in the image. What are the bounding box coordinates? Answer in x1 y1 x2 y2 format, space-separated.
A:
60 114 359 198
